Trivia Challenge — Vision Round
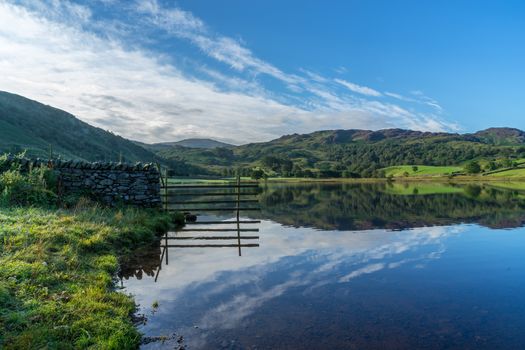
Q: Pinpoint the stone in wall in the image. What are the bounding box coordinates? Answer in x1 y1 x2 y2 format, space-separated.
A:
1 155 162 207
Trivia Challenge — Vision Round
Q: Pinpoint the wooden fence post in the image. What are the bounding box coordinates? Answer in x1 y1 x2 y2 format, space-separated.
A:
164 168 169 212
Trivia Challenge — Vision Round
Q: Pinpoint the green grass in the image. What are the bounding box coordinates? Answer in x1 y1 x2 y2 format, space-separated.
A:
382 165 463 177
485 167 525 178
382 183 463 195
0 205 172 349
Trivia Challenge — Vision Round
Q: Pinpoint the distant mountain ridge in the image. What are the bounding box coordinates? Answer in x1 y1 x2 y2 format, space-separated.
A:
154 138 234 149
271 127 525 145
473 127 525 145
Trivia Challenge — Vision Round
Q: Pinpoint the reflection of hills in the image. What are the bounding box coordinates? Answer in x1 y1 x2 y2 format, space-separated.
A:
255 183 525 230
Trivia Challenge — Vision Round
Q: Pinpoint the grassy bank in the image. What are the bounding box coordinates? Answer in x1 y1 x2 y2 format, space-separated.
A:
0 204 173 349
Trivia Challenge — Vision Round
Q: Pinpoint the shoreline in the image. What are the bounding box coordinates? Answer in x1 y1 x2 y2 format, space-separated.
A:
171 176 525 184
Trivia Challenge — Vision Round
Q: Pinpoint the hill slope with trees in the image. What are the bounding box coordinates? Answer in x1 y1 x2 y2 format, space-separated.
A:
154 128 525 178
0 91 206 175
0 91 161 162
2 91 525 178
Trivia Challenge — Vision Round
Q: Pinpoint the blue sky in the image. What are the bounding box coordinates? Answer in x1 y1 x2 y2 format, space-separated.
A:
1 0 524 144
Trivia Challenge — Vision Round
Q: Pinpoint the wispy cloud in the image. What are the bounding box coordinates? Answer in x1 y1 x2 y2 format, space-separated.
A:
411 90 444 112
135 0 302 87
334 78 382 97
385 91 411 101
0 0 457 143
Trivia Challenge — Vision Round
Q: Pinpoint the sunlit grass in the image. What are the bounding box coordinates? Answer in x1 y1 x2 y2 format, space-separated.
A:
485 167 525 178
0 206 171 349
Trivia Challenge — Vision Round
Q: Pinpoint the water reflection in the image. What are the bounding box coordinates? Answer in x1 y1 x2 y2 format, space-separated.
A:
256 182 525 230
122 183 525 349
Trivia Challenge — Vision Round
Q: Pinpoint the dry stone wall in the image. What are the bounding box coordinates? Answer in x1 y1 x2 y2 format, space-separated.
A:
3 156 162 207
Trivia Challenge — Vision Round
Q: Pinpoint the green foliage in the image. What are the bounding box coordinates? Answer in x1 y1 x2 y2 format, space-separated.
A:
170 211 186 226
0 206 171 349
152 128 525 178
0 92 196 173
0 164 57 207
4 91 525 179
251 168 267 180
486 161 498 171
465 161 482 174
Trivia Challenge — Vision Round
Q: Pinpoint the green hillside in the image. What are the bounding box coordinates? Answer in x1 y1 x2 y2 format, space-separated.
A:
153 128 525 178
0 91 160 162
3 91 525 179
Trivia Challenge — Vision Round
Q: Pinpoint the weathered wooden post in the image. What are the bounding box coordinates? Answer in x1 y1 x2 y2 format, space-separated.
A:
236 174 241 256
164 168 169 212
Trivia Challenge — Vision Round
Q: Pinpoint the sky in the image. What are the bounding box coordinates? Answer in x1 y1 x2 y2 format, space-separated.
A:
1 0 524 144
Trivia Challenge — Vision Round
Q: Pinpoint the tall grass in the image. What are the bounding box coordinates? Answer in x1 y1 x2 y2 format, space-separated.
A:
0 154 177 349
0 154 57 206
0 206 172 349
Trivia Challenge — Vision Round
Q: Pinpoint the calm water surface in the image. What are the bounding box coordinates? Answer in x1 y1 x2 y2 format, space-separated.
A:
121 183 525 349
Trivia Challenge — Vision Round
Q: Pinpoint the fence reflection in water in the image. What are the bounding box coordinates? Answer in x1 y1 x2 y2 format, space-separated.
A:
155 175 262 282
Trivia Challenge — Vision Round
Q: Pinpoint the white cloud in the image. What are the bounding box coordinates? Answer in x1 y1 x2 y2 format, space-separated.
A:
411 90 444 111
334 66 349 74
335 78 382 97
135 0 205 33
385 91 411 101
0 0 457 144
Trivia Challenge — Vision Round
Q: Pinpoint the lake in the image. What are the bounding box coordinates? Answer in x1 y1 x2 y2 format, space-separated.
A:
120 182 525 349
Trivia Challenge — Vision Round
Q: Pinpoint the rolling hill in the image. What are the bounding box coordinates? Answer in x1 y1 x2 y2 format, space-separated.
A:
153 128 525 177
2 90 525 178
0 91 207 175
0 91 158 162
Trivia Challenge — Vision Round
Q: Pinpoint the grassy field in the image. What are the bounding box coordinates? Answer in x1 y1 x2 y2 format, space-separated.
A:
0 205 173 349
485 167 525 178
382 165 463 177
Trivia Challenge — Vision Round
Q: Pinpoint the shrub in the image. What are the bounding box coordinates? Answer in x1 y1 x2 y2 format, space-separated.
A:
0 152 26 172
0 166 57 207
465 161 481 174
